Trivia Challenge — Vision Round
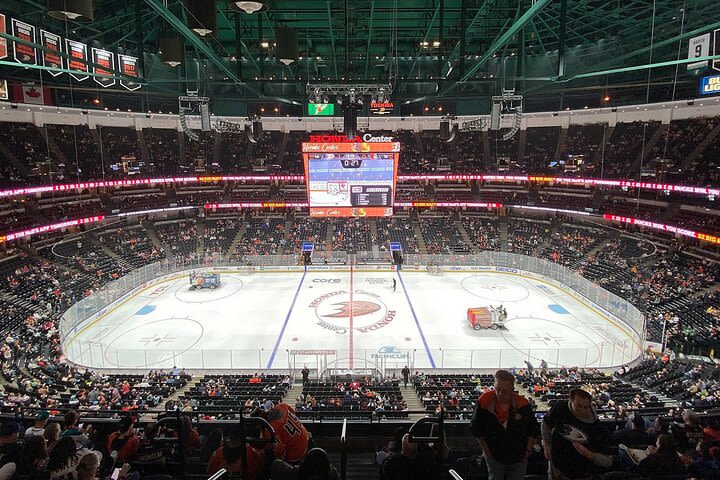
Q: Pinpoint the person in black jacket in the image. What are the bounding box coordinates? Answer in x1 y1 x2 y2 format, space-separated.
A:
470 370 539 480
542 388 611 480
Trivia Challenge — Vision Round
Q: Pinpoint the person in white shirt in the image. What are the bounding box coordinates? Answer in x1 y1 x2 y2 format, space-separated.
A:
24 410 49 437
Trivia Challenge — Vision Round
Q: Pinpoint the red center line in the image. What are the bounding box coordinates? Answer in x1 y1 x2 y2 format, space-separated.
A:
348 265 354 370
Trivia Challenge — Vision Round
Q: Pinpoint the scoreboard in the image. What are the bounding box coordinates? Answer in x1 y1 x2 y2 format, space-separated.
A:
302 139 400 217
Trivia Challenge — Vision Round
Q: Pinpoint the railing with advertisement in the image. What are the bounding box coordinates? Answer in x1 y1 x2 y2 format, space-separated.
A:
59 252 644 372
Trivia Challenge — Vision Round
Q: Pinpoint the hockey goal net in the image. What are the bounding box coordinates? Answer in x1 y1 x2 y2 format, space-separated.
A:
427 265 443 276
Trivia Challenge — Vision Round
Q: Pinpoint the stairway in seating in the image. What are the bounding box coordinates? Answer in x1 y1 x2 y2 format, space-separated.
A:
0 144 28 176
594 124 614 166
140 219 166 255
367 220 381 257
627 123 666 178
400 385 427 420
195 216 206 257
39 125 69 167
499 216 509 252
226 216 248 259
681 122 720 171
554 127 568 160
137 129 151 163
326 452 379 480
455 219 479 254
412 218 428 254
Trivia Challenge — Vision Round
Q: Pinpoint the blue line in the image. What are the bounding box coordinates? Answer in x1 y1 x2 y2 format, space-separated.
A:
267 271 307 368
397 269 436 368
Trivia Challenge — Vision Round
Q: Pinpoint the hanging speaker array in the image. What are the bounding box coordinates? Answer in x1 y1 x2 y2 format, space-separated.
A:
47 0 94 22
159 33 184 67
275 27 298 65
187 0 216 36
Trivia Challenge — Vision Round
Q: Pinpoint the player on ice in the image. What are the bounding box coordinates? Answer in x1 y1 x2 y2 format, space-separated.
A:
392 278 397 292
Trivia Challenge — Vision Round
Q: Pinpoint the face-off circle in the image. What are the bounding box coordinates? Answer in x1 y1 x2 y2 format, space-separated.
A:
461 275 530 302
309 290 396 335
103 318 204 368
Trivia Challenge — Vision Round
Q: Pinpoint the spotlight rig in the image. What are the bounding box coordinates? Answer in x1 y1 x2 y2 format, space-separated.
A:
178 92 211 141
306 83 392 139
490 90 524 141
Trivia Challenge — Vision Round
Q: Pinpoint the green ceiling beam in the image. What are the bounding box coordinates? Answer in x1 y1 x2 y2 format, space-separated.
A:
363 1 375 80
326 1 339 78
444 0 552 94
590 20 720 71
566 54 720 81
407 2 442 78
446 0 497 64
143 0 252 94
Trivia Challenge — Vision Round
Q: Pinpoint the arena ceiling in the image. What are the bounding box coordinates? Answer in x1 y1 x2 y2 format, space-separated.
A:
2 0 720 113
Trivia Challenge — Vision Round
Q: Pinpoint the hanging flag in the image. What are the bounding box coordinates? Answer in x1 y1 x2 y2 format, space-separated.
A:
65 39 88 81
118 54 141 91
40 30 63 76
91 48 116 87
11 18 37 65
12 83 53 105
0 14 7 60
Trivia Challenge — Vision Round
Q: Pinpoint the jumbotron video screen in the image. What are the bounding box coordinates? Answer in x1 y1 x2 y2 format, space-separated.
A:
302 138 400 217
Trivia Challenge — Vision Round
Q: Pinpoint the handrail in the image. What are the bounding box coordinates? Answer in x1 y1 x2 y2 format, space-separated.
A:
448 470 464 480
340 418 347 480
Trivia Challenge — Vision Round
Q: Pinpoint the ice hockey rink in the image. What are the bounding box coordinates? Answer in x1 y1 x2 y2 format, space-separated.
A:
62 268 642 371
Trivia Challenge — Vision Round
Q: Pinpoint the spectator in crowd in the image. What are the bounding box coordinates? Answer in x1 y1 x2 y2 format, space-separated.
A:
106 417 139 463
542 388 610 479
271 447 340 480
46 436 82 480
257 402 310 464
302 366 310 385
44 423 60 451
25 411 50 437
402 366 410 388
60 411 91 449
470 369 539 480
0 421 22 465
636 434 687 477
609 414 651 446
75 452 102 480
16 434 48 478
380 433 433 480
206 425 266 480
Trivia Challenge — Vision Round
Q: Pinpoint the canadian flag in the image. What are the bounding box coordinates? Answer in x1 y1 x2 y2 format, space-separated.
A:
12 83 53 105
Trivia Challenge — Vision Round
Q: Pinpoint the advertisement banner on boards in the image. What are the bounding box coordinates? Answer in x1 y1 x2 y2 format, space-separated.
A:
65 38 88 81
91 47 115 87
11 18 37 65
40 30 62 76
118 54 141 91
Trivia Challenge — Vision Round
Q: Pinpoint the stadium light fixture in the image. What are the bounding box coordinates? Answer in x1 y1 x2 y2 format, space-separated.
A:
159 33 184 67
276 27 299 65
229 0 268 14
47 0 94 22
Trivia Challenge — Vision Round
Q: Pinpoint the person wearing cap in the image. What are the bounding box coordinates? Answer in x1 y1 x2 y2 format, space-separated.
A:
107 417 139 463
25 410 49 437
470 369 539 480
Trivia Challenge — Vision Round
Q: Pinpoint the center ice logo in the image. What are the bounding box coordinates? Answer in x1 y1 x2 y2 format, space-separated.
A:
309 290 396 334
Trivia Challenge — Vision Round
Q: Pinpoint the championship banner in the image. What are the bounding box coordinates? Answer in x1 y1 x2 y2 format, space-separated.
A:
65 39 88 81
40 30 63 76
688 33 711 71
11 18 37 65
118 54 141 91
91 48 115 87
0 14 7 60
